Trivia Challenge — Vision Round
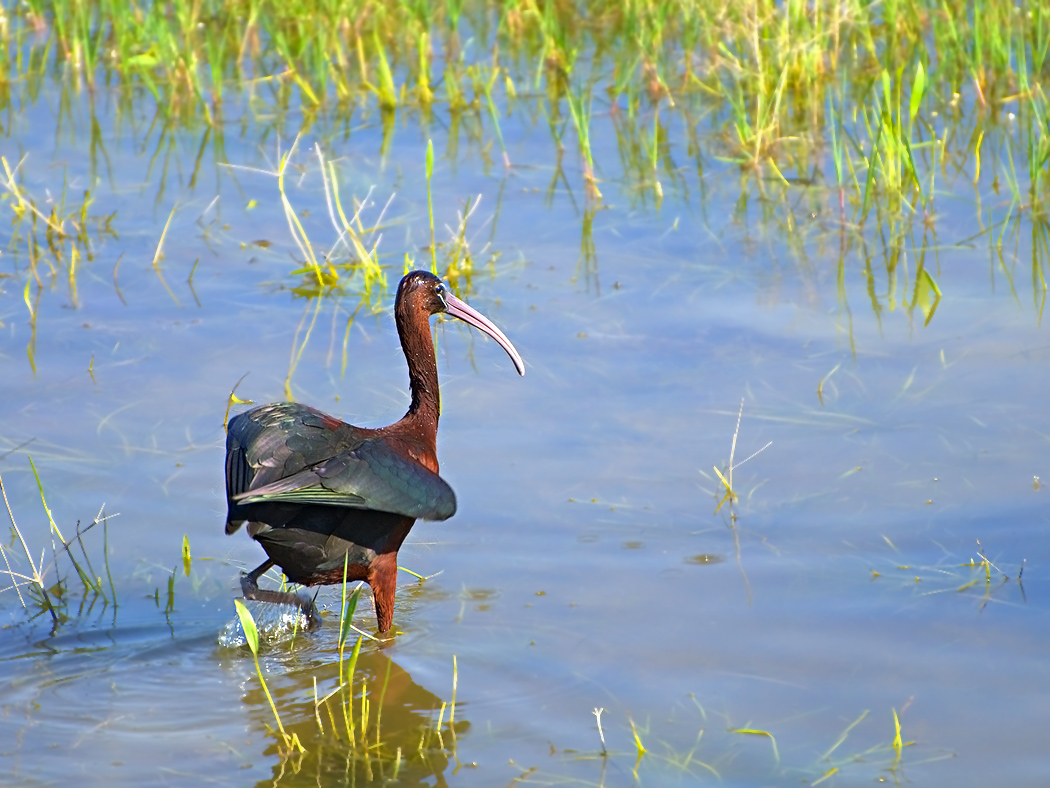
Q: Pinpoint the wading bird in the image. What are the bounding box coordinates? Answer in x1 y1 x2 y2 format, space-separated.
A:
225 271 524 633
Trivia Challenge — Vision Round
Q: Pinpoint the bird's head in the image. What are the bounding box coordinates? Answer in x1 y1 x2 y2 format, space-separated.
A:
396 271 525 375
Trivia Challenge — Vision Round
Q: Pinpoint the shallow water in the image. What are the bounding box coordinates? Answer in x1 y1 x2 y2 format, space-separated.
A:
2 85 1049 787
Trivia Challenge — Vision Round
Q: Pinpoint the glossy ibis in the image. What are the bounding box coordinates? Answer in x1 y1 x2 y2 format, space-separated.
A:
225 271 524 633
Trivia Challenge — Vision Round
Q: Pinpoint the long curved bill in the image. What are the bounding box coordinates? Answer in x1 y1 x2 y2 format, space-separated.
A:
443 291 526 376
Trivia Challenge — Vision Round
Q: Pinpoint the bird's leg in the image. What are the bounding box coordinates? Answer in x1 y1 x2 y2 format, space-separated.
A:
241 559 275 594
368 554 398 634
240 559 321 629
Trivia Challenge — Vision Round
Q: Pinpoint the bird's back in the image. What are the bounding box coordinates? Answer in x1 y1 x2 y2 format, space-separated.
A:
225 402 456 535
225 403 371 532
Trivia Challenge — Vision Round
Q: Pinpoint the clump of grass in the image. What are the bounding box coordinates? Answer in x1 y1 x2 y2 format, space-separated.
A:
0 458 118 624
287 652 469 779
6 1 1050 336
518 696 933 784
226 137 507 399
223 134 391 400
2 156 118 372
873 537 1027 611
239 592 467 776
228 553 466 775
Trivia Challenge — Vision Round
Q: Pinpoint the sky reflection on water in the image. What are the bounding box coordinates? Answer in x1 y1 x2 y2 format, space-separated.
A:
2 88 1049 786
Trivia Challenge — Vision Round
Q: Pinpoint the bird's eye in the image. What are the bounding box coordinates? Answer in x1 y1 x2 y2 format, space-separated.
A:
435 283 445 295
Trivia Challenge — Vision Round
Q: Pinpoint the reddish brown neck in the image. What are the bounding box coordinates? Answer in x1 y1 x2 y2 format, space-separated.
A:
396 299 441 444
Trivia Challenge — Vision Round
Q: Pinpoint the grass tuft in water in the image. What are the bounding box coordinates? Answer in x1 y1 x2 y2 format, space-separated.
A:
2 156 117 371
220 138 510 400
873 537 1026 610
710 399 772 516
0 460 118 623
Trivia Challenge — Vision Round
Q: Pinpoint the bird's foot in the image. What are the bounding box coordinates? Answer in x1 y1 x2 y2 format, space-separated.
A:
239 572 321 630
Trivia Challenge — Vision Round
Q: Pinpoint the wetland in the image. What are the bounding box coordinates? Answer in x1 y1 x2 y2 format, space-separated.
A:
2 1 1049 785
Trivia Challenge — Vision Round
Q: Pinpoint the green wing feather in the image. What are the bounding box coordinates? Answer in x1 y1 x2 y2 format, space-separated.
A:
228 403 456 521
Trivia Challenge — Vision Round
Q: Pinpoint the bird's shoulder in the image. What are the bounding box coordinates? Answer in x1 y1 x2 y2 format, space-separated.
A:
228 402 371 476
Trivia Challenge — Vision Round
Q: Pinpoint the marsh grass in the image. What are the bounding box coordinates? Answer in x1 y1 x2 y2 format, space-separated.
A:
222 136 506 397
6 1 1050 214
1 155 117 371
528 697 928 786
874 537 1027 610
5 1 1050 364
0 458 117 624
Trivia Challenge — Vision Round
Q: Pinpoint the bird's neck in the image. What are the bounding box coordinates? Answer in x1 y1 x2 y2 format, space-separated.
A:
398 310 441 439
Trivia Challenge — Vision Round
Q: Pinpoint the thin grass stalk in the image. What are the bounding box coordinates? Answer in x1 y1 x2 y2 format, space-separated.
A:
234 599 305 755
28 456 91 589
0 473 54 615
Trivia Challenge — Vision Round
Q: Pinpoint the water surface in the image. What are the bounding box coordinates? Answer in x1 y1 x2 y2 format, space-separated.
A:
2 83 1048 787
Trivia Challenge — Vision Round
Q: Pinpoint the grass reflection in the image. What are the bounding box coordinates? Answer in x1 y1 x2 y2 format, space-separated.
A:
239 645 470 787
250 137 503 398
4 1 1050 349
1 156 117 371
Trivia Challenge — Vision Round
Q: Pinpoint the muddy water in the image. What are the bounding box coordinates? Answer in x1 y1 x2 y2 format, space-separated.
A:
2 94 1048 787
